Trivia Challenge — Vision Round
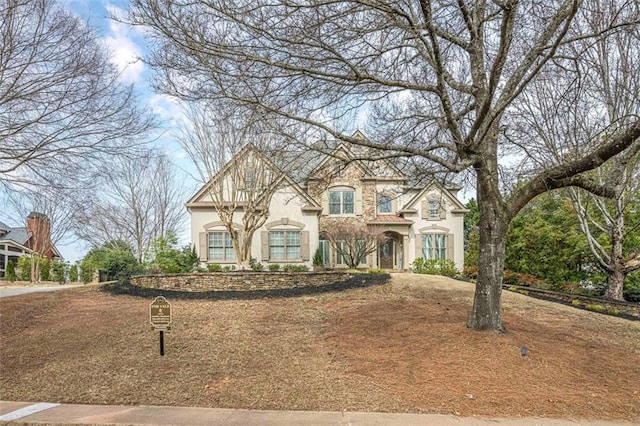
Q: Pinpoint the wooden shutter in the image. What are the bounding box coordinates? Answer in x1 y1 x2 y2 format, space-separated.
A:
199 232 208 261
261 231 269 261
355 187 363 215
439 204 447 220
447 233 454 261
421 200 428 219
301 231 310 260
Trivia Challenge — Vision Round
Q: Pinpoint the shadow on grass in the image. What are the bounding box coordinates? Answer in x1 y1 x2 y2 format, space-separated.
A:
100 273 391 300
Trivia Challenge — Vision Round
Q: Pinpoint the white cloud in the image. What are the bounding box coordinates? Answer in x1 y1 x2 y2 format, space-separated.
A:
149 94 186 126
102 4 145 84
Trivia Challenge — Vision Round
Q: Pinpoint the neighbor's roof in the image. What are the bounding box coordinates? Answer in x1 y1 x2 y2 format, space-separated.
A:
0 224 31 245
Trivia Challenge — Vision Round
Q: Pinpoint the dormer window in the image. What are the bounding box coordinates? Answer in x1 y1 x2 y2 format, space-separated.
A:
329 187 354 215
421 199 446 220
428 200 440 219
378 195 392 213
245 168 255 189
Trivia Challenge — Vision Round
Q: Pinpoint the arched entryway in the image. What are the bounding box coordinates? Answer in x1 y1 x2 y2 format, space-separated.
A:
378 231 403 270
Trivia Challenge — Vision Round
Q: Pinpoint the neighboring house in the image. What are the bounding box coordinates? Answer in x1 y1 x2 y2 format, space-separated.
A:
0 212 62 277
187 133 467 271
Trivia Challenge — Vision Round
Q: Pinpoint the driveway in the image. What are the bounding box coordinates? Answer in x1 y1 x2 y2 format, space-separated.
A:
0 284 82 298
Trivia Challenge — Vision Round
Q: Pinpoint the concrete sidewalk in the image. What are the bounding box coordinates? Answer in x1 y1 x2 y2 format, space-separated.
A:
0 401 636 426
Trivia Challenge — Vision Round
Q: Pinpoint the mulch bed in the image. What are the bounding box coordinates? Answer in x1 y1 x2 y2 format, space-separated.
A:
1 274 638 421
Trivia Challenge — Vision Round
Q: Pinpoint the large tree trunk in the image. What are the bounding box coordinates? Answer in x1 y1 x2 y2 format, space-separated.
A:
604 197 626 300
605 266 625 300
605 215 626 300
467 163 509 332
235 229 254 270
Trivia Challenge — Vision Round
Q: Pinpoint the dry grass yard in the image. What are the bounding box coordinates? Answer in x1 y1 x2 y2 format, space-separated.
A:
1 274 638 421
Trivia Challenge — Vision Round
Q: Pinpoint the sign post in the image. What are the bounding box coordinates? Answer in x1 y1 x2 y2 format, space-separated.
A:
149 296 171 356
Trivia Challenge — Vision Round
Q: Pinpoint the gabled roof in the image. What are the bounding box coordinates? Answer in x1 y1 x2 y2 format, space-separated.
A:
186 143 321 209
402 181 468 211
0 225 31 246
306 132 407 182
306 143 373 180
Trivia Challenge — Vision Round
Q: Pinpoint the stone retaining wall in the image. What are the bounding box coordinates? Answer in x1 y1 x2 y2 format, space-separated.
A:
129 271 356 292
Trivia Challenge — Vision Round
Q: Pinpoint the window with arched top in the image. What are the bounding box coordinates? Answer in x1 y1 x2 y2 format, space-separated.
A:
328 186 355 215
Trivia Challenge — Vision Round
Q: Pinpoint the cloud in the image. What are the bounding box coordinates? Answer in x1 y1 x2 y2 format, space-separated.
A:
102 4 145 84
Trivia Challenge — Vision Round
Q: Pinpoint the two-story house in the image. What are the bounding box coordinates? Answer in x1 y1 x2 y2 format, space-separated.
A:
187 136 467 271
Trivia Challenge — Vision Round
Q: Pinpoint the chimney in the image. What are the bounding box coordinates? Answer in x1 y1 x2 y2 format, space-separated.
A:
26 212 52 258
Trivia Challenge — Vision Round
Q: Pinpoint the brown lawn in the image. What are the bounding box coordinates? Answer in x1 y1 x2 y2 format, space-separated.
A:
1 274 639 420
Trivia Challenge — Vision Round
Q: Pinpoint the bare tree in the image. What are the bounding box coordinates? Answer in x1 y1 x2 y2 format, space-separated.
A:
0 0 153 191
568 153 640 300
131 0 640 331
76 151 185 262
321 221 388 269
180 102 294 269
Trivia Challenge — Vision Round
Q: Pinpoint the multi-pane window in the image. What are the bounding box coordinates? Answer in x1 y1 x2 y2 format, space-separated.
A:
378 195 392 213
318 239 330 265
422 234 447 260
245 169 255 189
208 232 235 261
269 231 301 260
428 200 440 219
329 190 354 215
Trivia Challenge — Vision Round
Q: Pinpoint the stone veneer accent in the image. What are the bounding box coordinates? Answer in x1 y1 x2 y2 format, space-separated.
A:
130 271 356 292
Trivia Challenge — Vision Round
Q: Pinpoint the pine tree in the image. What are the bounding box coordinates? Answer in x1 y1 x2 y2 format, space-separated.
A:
6 260 16 282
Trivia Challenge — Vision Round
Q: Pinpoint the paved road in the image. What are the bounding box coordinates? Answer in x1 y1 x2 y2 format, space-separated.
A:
0 401 637 426
0 284 82 298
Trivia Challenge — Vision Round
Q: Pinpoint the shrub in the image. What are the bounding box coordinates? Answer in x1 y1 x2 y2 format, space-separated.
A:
507 286 529 296
367 268 385 274
571 299 582 306
412 258 459 277
51 260 66 283
268 264 281 271
18 256 31 281
559 283 580 294
462 265 478 280
312 248 323 267
282 264 309 272
40 258 51 281
5 260 16 282
222 265 235 272
69 264 78 283
82 243 141 281
251 262 264 271
207 263 222 272
503 269 519 285
585 304 605 313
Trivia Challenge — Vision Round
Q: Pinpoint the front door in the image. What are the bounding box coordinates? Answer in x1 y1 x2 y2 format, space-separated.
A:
379 240 394 269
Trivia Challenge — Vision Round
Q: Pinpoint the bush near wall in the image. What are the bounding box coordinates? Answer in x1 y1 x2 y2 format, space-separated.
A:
412 258 459 277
